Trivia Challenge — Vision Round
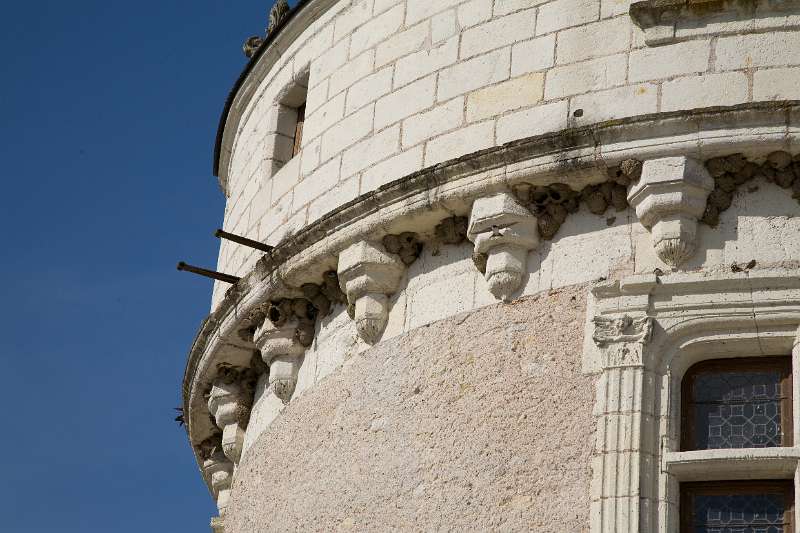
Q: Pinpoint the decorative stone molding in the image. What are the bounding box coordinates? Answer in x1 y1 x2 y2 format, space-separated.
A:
254 310 308 403
664 448 800 482
242 36 263 59
207 364 258 464
467 193 539 301
628 156 714 268
593 315 653 347
630 0 800 46
337 241 405 344
590 313 657 533
267 0 290 34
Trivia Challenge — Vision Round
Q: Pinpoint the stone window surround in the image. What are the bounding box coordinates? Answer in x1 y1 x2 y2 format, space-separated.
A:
262 68 309 178
588 269 800 532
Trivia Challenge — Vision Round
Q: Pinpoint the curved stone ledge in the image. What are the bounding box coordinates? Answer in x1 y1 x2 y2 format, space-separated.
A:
630 0 800 45
184 101 800 494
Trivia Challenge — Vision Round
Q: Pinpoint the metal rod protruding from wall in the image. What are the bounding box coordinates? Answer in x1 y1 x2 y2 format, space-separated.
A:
177 262 241 284
214 229 274 253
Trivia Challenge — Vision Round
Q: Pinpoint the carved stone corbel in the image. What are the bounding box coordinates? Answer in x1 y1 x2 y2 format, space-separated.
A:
207 366 257 464
467 192 539 301
253 312 306 403
590 314 657 533
627 156 714 268
337 241 405 344
199 438 234 517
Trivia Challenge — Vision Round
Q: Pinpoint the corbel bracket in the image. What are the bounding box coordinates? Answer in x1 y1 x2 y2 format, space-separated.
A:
337 241 405 344
467 192 539 301
628 156 714 269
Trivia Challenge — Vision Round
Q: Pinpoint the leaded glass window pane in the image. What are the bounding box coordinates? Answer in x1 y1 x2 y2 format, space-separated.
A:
682 482 793 533
682 358 791 451
693 371 782 449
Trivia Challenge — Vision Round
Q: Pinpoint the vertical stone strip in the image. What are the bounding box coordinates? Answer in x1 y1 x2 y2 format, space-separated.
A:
591 315 655 533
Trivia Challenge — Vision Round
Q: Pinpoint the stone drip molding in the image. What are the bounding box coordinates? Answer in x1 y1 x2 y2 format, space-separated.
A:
184 102 800 496
629 0 800 46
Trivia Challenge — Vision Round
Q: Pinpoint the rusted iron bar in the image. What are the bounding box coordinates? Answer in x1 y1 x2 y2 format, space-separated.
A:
177 262 240 284
214 229 274 253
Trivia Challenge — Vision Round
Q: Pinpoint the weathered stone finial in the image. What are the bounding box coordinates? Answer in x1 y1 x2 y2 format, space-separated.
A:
242 36 264 58
337 241 405 344
627 156 714 268
268 0 291 35
467 193 539 301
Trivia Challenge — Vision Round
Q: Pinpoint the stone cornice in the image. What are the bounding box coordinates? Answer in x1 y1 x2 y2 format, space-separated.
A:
629 0 800 45
185 101 800 493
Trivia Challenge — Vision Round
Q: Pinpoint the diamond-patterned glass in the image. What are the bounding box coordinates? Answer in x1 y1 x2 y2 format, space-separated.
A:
690 492 787 532
691 370 783 449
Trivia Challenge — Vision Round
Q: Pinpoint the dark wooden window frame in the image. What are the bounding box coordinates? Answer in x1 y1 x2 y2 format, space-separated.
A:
292 102 306 157
681 356 793 452
681 480 795 533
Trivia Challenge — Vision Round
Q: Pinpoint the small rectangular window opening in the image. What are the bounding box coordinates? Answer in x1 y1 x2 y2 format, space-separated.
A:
292 102 305 157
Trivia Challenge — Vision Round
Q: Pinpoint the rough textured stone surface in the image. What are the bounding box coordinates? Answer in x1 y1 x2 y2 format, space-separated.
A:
226 287 595 532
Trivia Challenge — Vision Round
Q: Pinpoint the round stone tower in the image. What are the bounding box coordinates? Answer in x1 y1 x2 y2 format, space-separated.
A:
183 0 800 531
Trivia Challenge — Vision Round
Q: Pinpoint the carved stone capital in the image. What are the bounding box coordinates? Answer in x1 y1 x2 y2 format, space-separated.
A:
593 315 654 369
467 193 539 301
202 450 234 514
337 241 405 344
628 156 714 268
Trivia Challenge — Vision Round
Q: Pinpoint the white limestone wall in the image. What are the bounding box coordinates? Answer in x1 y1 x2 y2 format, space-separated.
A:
212 0 800 307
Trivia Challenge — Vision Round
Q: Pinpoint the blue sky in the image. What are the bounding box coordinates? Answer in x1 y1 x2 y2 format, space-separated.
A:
0 1 295 531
